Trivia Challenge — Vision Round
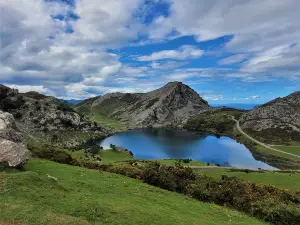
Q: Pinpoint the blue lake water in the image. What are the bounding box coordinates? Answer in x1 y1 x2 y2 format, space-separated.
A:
97 128 275 170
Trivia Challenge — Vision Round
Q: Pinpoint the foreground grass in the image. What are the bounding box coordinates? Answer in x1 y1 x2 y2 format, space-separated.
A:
0 159 267 225
195 168 300 191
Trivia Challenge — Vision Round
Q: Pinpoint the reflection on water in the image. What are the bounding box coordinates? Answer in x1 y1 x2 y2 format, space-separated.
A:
97 128 275 170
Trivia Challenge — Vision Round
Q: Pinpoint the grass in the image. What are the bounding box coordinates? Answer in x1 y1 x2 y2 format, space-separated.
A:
70 149 208 166
100 150 133 164
70 149 133 164
153 159 208 166
276 146 300 156
0 159 267 225
233 130 300 161
88 113 128 130
194 168 300 191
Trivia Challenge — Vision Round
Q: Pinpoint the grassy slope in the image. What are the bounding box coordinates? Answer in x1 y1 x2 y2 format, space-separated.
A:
88 113 128 130
276 145 300 156
73 99 128 130
194 168 300 191
0 159 267 225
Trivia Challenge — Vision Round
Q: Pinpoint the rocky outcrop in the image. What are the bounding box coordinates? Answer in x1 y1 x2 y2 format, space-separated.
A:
0 84 106 133
87 82 211 127
0 110 31 167
239 92 300 142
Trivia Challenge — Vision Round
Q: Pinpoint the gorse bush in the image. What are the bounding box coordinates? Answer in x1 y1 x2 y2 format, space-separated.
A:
96 162 300 225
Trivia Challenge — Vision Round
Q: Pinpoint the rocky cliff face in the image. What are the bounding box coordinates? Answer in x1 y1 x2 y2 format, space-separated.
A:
240 91 300 142
0 110 31 167
89 82 211 127
0 85 106 133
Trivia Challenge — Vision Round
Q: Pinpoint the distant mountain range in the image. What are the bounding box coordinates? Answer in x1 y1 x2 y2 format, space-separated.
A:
1 82 300 143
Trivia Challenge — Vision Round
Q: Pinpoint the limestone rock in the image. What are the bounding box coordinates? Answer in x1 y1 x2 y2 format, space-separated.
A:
88 82 211 127
239 91 300 141
0 110 31 167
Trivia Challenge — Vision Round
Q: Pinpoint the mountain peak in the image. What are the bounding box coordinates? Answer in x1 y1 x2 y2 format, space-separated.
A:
86 82 211 127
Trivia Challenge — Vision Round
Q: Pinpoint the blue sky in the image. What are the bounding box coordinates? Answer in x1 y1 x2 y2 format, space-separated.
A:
1 0 300 104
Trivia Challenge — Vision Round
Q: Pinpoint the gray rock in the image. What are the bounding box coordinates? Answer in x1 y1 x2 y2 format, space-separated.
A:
90 82 211 127
0 110 31 167
240 92 300 133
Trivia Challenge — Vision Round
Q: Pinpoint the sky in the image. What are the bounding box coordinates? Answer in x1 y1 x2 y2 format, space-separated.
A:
0 0 300 104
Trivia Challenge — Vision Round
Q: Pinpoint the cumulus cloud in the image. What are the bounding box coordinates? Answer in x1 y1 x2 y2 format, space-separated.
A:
1 0 300 100
150 0 300 77
137 45 204 61
218 54 247 65
0 0 145 98
5 84 49 94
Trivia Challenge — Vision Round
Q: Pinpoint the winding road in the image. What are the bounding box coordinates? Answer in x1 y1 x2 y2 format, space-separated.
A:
231 116 300 159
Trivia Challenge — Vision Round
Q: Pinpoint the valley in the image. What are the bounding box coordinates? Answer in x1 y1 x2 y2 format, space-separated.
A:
1 81 300 225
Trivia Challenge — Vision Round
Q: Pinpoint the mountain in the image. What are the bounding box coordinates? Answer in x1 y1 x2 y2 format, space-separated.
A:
74 82 211 127
0 85 107 147
239 91 300 143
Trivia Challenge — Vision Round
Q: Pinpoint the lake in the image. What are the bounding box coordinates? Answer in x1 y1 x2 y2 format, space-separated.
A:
97 128 275 170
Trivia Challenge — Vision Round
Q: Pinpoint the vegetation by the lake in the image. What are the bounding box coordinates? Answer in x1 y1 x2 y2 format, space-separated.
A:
185 108 245 136
194 168 300 191
151 159 208 166
185 108 300 170
233 131 300 170
78 161 300 225
0 159 267 225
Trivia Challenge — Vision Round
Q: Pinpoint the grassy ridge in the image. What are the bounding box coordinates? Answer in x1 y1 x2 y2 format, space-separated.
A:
0 159 267 225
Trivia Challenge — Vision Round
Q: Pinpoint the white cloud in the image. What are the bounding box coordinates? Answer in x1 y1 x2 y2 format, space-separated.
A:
0 0 146 98
250 95 260 100
203 94 224 101
5 84 49 94
218 54 247 65
151 61 187 70
150 0 300 76
137 45 204 61
71 0 143 47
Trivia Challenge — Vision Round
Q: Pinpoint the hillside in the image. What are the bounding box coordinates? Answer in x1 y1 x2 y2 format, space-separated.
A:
240 92 300 143
0 159 267 225
74 82 211 127
0 85 107 148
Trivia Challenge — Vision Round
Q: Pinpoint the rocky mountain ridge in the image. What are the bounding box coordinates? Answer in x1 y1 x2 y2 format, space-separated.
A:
77 82 211 127
0 85 106 133
240 91 300 142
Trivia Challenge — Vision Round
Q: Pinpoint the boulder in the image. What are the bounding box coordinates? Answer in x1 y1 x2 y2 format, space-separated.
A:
0 110 31 167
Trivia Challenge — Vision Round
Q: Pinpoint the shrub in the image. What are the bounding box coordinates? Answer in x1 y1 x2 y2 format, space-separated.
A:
182 158 192 163
95 162 300 225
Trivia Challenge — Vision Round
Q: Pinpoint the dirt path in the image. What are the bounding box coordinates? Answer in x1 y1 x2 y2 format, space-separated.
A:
231 116 300 159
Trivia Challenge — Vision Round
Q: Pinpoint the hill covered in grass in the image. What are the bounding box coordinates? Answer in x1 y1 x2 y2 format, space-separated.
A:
0 159 267 225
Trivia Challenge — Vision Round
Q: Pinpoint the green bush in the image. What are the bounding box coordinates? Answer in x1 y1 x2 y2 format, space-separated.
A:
96 162 300 225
